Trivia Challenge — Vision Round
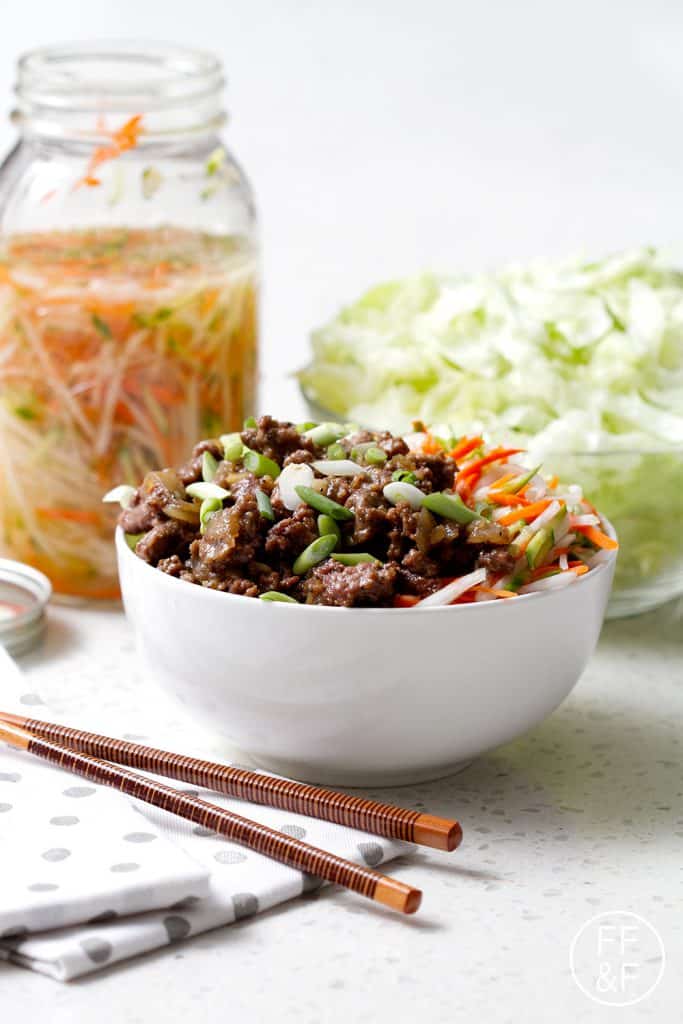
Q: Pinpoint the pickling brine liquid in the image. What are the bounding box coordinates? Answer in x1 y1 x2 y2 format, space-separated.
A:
0 226 258 599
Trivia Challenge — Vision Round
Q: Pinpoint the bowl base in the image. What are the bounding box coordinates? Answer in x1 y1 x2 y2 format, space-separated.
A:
234 750 474 789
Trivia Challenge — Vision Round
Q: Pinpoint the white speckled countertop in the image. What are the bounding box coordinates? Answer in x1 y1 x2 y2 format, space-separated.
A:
1 597 681 1022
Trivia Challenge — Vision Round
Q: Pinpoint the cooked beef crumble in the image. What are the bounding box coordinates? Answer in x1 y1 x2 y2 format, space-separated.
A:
119 415 514 606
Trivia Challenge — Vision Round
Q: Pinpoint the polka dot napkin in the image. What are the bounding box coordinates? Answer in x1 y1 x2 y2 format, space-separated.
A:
0 648 410 981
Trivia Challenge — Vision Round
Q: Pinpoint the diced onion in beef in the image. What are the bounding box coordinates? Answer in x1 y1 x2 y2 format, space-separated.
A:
277 462 315 510
383 481 425 509
312 459 366 477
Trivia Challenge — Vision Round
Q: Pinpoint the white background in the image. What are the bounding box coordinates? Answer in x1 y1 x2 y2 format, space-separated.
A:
1 0 683 408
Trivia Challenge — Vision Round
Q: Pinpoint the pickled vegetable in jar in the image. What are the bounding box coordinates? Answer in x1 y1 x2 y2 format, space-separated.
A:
0 44 258 599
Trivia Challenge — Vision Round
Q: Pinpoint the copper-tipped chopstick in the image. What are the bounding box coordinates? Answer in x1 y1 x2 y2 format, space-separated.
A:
0 712 462 852
0 719 421 915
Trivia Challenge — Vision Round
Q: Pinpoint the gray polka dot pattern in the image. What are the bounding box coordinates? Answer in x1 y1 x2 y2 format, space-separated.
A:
280 824 307 839
63 786 96 798
50 815 79 826
0 803 12 813
357 842 384 867
232 893 259 920
214 850 247 865
28 883 59 893
163 915 191 942
123 832 157 844
19 692 44 706
110 862 140 873
0 772 21 783
80 937 113 964
42 848 71 862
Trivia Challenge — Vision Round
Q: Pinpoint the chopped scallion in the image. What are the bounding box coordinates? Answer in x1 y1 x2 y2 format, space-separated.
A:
243 449 281 479
220 432 244 462
294 485 354 520
364 446 387 465
317 514 341 545
330 553 381 566
103 484 136 508
243 416 258 429
260 591 299 603
304 422 347 446
199 496 222 533
186 482 230 501
256 488 274 521
201 451 218 482
292 534 338 574
422 491 479 524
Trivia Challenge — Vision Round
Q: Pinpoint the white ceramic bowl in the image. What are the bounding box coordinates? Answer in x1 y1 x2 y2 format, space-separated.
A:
116 527 616 786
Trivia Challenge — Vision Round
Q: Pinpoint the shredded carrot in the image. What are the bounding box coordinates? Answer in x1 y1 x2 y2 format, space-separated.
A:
422 431 443 455
455 448 524 496
488 471 516 490
488 492 528 507
575 524 618 550
76 115 144 189
393 594 420 608
448 436 483 462
36 507 101 526
497 499 552 526
570 564 590 576
546 475 559 489
475 585 518 599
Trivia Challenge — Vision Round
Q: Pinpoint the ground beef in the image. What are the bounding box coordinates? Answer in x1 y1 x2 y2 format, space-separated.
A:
190 493 264 578
120 416 524 606
135 521 193 565
265 505 318 561
302 561 399 607
240 415 318 464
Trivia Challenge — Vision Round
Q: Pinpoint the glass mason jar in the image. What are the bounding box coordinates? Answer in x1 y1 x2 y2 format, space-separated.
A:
0 43 258 600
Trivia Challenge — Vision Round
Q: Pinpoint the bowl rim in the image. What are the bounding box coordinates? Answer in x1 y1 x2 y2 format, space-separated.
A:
115 519 617 616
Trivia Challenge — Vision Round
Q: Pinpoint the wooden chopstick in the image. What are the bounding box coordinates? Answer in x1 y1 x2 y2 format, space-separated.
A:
0 720 421 915
0 712 462 852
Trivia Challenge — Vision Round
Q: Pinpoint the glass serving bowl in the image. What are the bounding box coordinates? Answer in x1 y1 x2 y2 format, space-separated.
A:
300 391 683 619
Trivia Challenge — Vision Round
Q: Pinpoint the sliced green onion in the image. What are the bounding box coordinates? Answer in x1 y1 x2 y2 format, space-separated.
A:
296 421 317 432
304 422 346 446
292 534 338 574
186 482 230 500
243 416 258 429
392 469 418 485
330 553 381 566
202 451 218 482
422 491 479 524
200 496 222 533
256 488 274 521
326 442 346 460
103 484 136 508
382 481 425 510
220 432 244 462
364 446 387 465
124 532 145 551
317 514 341 545
243 449 281 479
294 485 354 520
260 591 299 603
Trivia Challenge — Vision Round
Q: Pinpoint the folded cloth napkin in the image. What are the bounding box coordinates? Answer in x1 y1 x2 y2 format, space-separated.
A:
0 648 410 981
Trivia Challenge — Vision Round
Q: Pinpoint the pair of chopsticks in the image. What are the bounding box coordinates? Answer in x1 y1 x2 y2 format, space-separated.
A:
0 712 463 915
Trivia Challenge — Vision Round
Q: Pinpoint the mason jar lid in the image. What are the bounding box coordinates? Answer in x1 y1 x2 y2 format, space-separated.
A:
0 558 51 656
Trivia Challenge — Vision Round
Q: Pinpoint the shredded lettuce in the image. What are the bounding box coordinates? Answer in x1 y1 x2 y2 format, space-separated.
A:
299 249 683 610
